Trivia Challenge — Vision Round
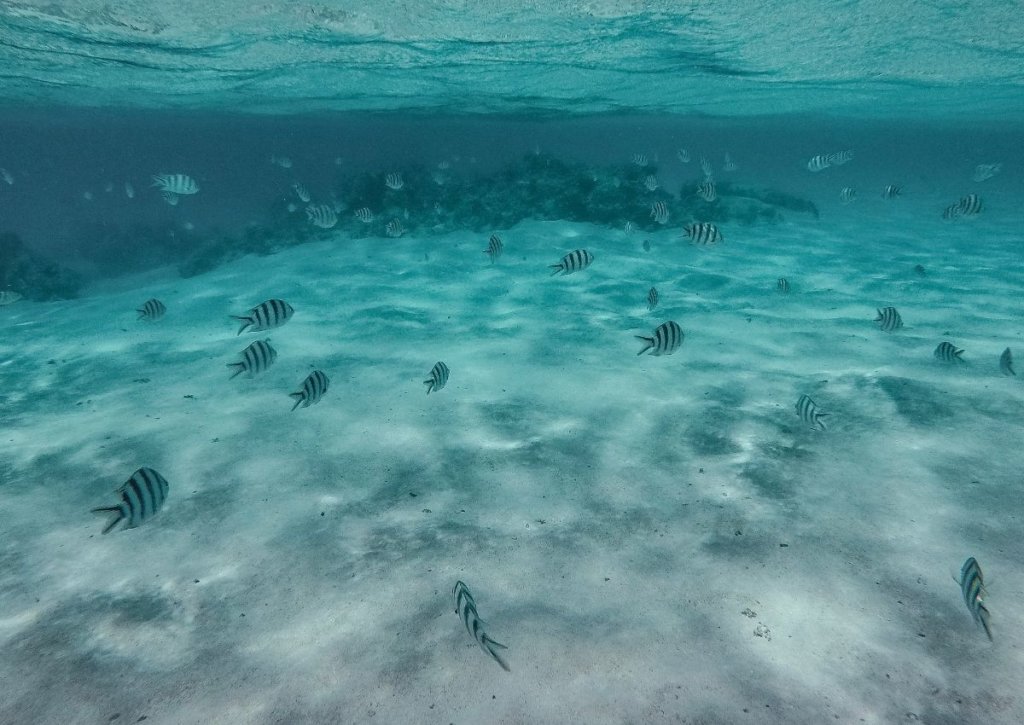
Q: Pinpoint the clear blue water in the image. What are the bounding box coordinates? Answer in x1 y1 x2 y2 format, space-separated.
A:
1 4 1023 724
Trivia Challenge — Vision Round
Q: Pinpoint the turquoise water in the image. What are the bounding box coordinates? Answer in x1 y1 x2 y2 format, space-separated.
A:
1 4 1023 725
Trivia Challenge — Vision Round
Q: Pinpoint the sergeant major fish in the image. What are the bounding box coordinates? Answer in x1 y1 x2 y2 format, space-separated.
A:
290 370 329 410
637 321 683 356
91 467 169 534
874 306 902 332
484 234 503 262
453 580 510 672
228 339 277 379
684 222 723 245
424 361 450 394
1000 347 1014 376
550 249 594 275
795 394 828 431
152 173 199 195
956 557 993 641
232 299 294 335
934 341 964 362
137 298 166 321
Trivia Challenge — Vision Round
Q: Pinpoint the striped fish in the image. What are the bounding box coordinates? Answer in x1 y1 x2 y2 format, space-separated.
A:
806 155 830 172
826 149 854 166
722 153 738 172
646 286 659 311
91 467 170 535
631 153 648 167
677 148 690 163
795 394 828 431
0 290 23 306
942 194 982 219
385 219 405 238
934 341 964 362
695 180 717 202
453 581 510 672
152 173 199 195
290 370 330 411
137 298 166 321
699 154 713 179
874 306 902 332
650 201 669 225
624 221 635 234
162 191 179 206
840 187 856 203
636 320 683 356
777 278 790 294
549 249 594 276
385 172 404 190
484 234 503 262
1000 347 1014 376
1 168 13 185
684 222 723 245
972 163 1001 182
957 557 992 641
424 361 450 394
882 184 901 199
292 182 310 203
306 203 338 229
228 339 277 379
643 174 659 191
232 299 294 335
354 207 374 223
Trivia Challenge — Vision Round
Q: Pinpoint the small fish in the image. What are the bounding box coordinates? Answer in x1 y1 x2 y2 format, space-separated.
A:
642 239 651 252
91 467 170 535
882 184 901 200
624 221 634 234
839 187 856 203
484 234 503 262
934 341 964 362
232 299 294 335
424 361 450 394
453 581 510 672
0 168 13 185
722 153 737 172
695 179 717 202
137 298 166 321
874 306 903 332
437 160 451 170
826 149 853 166
292 182 311 203
385 219 405 238
104 182 114 193
270 155 293 169
647 286 659 311
384 172 404 190
684 222 723 245
354 207 374 223
228 339 277 379
957 557 992 641
161 191 178 206
777 278 790 294
306 204 338 229
942 193 982 220
806 154 831 172
650 201 669 225
631 153 648 167
636 320 683 356
972 163 1001 182
699 155 713 179
677 148 690 163
549 249 594 275
124 181 135 199
290 370 330 410
913 264 927 277
643 174 659 191
152 173 199 195
0 290 23 306
795 394 828 431
1000 347 1014 376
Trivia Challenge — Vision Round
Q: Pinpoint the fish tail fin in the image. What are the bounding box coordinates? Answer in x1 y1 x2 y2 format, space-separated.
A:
481 634 511 672
231 316 252 335
91 506 125 535
290 393 304 411
978 603 993 641
137 309 146 320
227 362 246 379
635 336 654 356
549 265 563 276
423 380 433 394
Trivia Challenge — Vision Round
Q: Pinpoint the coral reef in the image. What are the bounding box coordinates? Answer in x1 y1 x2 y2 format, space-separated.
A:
0 232 82 301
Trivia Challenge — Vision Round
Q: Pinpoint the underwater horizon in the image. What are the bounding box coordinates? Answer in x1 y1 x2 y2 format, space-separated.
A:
2 3 1023 725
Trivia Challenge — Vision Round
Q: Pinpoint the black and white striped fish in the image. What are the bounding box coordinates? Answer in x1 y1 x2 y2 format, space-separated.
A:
484 234 503 262
699 154 713 179
826 149 853 166
549 249 594 275
840 187 856 203
647 286 659 311
624 221 635 234
973 163 1001 182
0 290 23 306
91 467 170 535
684 222 723 245
228 339 277 379
290 370 330 411
942 194 982 219
934 341 964 362
354 207 374 223
882 184 901 200
806 154 831 172
643 174 659 191
795 394 828 431
152 173 199 195
424 361 450 394
650 201 669 225
631 153 648 167
636 320 683 356
453 581 510 672
874 306 903 332
306 203 338 229
232 299 294 335
777 278 790 294
957 557 992 641
385 219 405 238
1000 347 1014 376
137 298 166 321
676 148 690 163
385 172 404 190
292 182 310 203
695 180 717 202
